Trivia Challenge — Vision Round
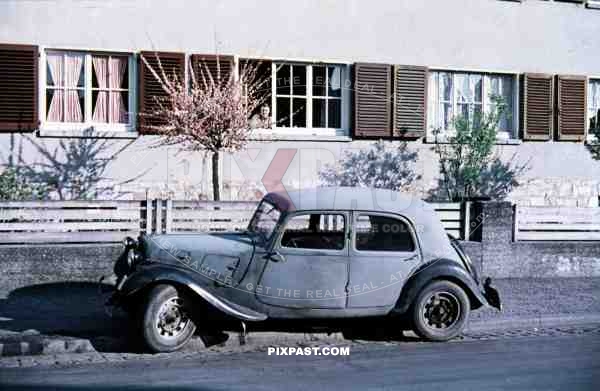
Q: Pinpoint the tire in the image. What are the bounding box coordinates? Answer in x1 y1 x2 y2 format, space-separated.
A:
411 280 470 342
139 284 197 353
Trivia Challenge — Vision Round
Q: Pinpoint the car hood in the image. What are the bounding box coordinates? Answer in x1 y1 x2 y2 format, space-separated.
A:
139 232 256 285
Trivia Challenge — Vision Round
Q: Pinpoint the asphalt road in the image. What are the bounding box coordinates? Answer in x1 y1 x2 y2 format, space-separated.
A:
1 334 599 391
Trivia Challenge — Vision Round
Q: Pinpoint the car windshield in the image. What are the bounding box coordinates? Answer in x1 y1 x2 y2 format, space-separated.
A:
247 200 282 241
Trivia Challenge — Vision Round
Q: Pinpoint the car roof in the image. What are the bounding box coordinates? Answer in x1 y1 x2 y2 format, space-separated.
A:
263 187 429 218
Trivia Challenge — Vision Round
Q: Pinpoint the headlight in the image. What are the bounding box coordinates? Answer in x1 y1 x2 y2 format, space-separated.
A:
126 249 142 268
123 236 137 249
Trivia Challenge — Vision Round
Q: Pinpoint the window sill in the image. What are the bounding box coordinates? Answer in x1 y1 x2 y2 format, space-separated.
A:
425 135 522 145
38 127 138 139
250 128 352 142
587 1 600 10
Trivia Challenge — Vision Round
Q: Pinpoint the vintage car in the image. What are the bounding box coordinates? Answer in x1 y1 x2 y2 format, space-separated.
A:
106 187 501 352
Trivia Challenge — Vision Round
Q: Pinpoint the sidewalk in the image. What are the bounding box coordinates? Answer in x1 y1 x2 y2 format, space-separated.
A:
0 278 598 357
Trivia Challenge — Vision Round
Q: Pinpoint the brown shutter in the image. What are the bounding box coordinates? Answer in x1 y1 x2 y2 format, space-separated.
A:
190 54 234 86
137 51 185 134
354 63 392 138
557 75 587 141
520 73 554 141
0 44 38 132
392 65 428 139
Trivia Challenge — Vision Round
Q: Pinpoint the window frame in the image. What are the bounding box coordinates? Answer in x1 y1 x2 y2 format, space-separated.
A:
268 62 351 138
351 211 418 255
275 210 349 255
38 47 137 137
427 69 519 142
588 78 600 142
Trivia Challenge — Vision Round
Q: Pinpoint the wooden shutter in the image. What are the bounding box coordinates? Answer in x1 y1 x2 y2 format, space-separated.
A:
557 75 587 141
190 54 234 87
392 65 428 138
520 73 554 141
0 44 38 132
137 51 185 134
354 63 392 138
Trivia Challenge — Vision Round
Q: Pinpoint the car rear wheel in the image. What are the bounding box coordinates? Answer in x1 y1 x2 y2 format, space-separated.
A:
412 280 469 342
140 284 197 353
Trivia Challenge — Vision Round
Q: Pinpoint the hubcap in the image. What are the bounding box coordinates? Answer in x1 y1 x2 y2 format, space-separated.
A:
422 291 461 329
156 297 191 339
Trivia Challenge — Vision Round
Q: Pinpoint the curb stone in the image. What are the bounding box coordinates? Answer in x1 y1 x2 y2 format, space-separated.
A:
0 337 94 357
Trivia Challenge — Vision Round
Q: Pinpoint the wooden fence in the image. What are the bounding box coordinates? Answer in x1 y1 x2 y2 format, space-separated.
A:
514 206 600 241
0 199 466 244
0 200 144 244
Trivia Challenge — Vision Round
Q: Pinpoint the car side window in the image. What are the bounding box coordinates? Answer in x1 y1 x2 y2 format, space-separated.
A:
280 213 345 250
355 214 415 252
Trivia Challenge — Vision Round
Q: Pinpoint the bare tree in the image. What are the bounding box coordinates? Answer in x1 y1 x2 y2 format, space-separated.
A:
140 54 270 200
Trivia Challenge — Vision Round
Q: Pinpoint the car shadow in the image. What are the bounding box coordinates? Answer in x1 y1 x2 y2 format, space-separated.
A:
0 282 135 353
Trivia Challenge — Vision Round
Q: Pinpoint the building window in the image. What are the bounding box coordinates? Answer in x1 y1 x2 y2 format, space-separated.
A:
272 63 349 135
43 50 134 132
589 79 600 135
46 52 85 123
91 55 129 123
312 65 342 129
428 71 516 139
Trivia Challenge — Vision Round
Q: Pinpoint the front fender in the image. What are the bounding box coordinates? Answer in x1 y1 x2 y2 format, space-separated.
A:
393 258 488 314
117 264 267 322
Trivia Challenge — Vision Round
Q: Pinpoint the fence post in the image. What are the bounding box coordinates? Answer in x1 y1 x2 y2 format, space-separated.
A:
144 196 154 234
512 204 518 242
155 199 163 234
165 199 172 233
461 201 471 240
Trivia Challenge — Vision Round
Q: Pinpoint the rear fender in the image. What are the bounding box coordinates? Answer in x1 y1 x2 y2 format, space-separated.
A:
118 264 267 322
393 258 486 314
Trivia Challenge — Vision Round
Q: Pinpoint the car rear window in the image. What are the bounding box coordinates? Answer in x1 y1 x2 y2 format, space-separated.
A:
355 214 415 252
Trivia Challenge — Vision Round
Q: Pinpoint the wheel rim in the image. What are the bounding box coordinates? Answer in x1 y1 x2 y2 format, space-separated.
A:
422 291 461 330
156 297 191 339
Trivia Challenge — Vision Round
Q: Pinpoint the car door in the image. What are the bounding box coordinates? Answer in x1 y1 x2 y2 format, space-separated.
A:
347 212 421 308
256 211 349 309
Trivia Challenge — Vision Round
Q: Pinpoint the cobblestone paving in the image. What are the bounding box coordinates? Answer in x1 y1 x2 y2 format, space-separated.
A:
1 324 598 369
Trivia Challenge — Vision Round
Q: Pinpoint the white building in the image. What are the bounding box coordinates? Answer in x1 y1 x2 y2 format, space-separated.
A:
1 0 600 205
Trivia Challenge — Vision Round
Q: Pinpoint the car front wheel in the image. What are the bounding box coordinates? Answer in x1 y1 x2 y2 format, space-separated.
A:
412 280 470 342
140 284 197 353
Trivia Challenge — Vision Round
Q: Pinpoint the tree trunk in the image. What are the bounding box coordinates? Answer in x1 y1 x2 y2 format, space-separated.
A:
211 151 220 201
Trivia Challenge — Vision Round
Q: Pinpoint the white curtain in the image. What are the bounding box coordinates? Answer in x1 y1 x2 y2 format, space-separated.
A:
64 54 83 122
108 57 127 123
92 56 108 122
46 53 64 122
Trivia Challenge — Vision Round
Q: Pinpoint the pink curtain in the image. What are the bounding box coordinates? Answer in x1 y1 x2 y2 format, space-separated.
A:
108 57 127 123
64 54 83 122
92 56 108 122
46 53 64 122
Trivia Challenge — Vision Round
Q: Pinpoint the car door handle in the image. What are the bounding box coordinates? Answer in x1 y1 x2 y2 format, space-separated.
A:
264 251 286 263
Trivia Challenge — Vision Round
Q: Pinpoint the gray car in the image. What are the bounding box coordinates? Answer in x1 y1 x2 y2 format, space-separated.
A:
106 187 501 352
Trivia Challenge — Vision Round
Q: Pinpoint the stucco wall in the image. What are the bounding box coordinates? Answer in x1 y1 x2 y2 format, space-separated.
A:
2 133 599 206
1 0 599 75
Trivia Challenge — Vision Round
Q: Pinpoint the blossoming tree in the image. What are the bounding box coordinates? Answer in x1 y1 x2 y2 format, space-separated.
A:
141 55 269 200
